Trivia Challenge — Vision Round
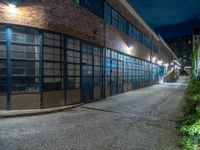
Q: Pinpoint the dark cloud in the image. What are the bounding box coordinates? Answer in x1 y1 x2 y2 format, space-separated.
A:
127 0 200 28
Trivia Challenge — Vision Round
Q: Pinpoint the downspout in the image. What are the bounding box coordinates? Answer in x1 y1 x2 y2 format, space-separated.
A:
103 0 108 98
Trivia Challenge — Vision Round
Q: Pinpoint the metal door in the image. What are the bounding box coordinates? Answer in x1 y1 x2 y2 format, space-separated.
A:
159 66 165 82
81 43 93 103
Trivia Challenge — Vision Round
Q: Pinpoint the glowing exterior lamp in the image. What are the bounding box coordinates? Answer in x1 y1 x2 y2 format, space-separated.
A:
157 60 163 65
152 57 156 62
8 3 16 9
128 46 133 50
164 63 169 68
8 3 16 13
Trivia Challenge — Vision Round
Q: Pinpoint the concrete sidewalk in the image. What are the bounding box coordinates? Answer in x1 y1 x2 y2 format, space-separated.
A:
0 82 187 150
0 103 83 118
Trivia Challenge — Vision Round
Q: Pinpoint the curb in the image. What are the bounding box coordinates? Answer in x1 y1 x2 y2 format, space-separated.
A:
0 103 84 118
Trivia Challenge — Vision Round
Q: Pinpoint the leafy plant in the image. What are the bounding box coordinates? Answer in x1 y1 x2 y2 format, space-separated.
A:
179 76 200 149
182 138 198 150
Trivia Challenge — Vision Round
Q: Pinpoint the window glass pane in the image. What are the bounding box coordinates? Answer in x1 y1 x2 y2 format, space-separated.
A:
0 25 6 41
43 32 63 91
0 26 6 93
82 43 93 65
12 45 40 60
107 5 112 24
80 0 104 18
66 38 81 90
0 60 6 76
0 45 6 58
12 27 39 44
11 26 40 93
112 9 118 28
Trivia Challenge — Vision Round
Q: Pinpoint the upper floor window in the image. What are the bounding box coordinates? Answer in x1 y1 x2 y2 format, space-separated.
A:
106 5 158 53
74 0 105 18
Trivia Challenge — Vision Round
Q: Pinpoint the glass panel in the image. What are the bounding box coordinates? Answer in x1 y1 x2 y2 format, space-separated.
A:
66 38 80 90
0 25 6 41
0 45 6 59
43 32 63 91
12 27 39 44
11 27 40 93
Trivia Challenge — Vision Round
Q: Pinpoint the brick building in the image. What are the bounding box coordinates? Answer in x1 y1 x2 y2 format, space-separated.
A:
0 0 180 110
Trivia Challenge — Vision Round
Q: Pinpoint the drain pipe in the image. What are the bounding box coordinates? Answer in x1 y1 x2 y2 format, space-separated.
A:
103 0 108 98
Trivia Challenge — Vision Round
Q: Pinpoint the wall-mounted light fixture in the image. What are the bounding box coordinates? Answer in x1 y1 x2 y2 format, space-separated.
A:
128 46 133 50
164 63 169 68
8 3 16 9
157 60 163 65
152 56 157 62
7 1 17 13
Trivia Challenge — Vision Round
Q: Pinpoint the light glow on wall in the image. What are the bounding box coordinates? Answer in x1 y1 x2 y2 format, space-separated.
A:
157 60 163 65
128 46 133 50
152 56 157 63
164 63 169 68
8 3 16 14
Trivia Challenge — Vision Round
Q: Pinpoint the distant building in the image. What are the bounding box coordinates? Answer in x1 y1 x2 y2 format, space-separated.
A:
193 28 200 76
165 36 193 73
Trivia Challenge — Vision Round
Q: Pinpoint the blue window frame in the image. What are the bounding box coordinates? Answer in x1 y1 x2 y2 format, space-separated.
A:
43 32 64 91
106 5 112 24
75 0 105 18
66 37 80 89
94 46 103 87
107 5 156 52
11 26 40 93
0 23 160 110
111 9 118 28
0 25 6 93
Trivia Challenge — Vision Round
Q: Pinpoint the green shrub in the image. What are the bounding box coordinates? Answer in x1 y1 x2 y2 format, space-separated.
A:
196 105 200 113
179 76 200 149
182 138 198 150
180 120 200 137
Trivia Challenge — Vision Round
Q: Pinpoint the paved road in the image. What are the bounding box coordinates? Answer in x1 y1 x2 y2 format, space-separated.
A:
0 81 188 150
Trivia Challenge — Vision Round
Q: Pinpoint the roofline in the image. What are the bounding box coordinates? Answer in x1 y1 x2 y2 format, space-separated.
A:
165 35 193 40
118 0 159 41
118 0 181 65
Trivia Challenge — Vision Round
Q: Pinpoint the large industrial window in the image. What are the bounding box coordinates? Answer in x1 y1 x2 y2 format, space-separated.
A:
94 46 103 87
105 49 154 94
111 9 118 28
107 5 156 52
94 45 103 99
123 55 128 85
11 26 40 93
118 15 124 33
117 53 124 93
128 57 133 84
66 38 80 89
0 25 6 93
106 5 112 24
81 43 93 101
43 32 63 91
111 50 118 95
105 49 111 96
152 64 157 81
75 0 104 18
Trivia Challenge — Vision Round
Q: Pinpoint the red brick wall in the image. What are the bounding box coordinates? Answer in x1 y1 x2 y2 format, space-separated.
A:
0 0 174 62
0 0 104 45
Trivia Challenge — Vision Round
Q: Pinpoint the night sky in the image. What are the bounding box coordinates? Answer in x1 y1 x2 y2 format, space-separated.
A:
127 0 200 38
